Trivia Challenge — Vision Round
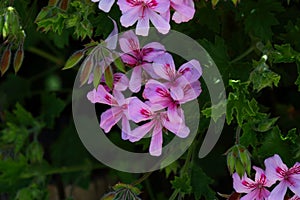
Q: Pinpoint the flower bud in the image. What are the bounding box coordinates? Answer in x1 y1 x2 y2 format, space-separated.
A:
235 159 245 178
13 43 24 73
1 45 12 76
227 151 236 175
79 55 94 86
63 49 85 70
238 145 251 175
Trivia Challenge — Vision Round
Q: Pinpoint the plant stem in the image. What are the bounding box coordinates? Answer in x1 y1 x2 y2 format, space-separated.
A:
27 46 64 66
235 126 241 144
168 142 196 200
21 163 105 179
131 172 152 186
230 46 255 64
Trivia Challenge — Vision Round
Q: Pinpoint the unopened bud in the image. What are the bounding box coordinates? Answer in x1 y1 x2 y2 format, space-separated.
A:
1 45 12 76
227 151 236 175
80 55 94 86
63 49 85 70
13 43 24 73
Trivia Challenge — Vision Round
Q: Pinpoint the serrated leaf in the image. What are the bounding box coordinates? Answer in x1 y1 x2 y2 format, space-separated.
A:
243 0 284 41
63 49 85 70
191 164 215 200
249 60 280 92
13 103 36 127
202 100 227 122
171 174 192 195
271 44 299 63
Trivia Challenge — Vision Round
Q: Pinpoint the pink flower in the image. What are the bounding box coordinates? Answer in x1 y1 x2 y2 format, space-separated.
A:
117 0 170 36
128 97 189 156
161 0 195 24
119 31 165 92
88 73 129 92
233 166 273 200
290 195 300 200
152 53 202 102
265 154 300 200
87 85 132 140
143 79 201 122
91 0 115 13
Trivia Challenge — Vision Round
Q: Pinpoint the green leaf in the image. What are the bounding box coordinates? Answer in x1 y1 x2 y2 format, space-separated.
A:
271 44 299 63
171 174 192 195
243 0 284 41
226 80 259 126
201 100 227 122
164 161 179 178
41 93 65 128
13 103 36 127
191 164 215 200
104 65 114 90
249 59 280 92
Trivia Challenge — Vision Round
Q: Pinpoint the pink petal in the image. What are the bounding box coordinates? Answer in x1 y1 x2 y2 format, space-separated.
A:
121 53 138 66
100 107 123 133
129 121 155 142
117 0 134 12
129 66 142 92
240 190 260 200
265 154 288 183
232 173 255 194
149 123 163 156
148 10 170 34
160 10 170 23
178 59 202 83
113 73 129 91
119 30 140 53
136 14 150 36
128 97 153 123
179 81 202 103
170 85 184 101
87 85 117 105
268 181 287 200
171 0 195 23
105 17 118 49
121 115 131 140
167 103 182 123
288 177 300 197
98 0 115 12
152 0 170 13
162 112 189 138
290 195 300 200
143 79 171 107
153 53 176 81
120 7 140 27
142 63 161 79
142 42 166 62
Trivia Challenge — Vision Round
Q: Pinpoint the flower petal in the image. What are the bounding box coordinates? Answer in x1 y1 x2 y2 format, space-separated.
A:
87 85 117 105
178 59 202 83
153 53 176 81
265 154 288 183
288 176 300 197
114 73 129 91
129 66 143 92
120 7 140 27
143 79 171 107
240 189 260 200
121 115 131 140
162 112 189 138
129 121 154 142
232 173 255 194
149 123 163 156
105 17 118 49
142 42 166 62
148 10 170 34
119 30 140 53
128 97 153 123
98 0 114 12
179 81 202 103
100 107 123 133
171 0 195 23
268 181 288 200
136 15 150 36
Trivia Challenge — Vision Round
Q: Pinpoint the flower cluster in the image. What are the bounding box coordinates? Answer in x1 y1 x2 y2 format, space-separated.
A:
91 0 195 36
87 30 202 156
233 154 300 200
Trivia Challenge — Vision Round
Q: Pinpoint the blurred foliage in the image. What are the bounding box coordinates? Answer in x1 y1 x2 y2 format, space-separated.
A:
0 0 300 199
